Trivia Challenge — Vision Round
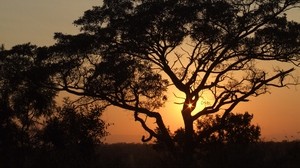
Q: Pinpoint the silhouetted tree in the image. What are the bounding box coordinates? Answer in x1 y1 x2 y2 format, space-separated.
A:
0 43 110 168
43 0 300 151
196 112 260 145
156 112 260 149
0 43 56 148
42 98 108 152
0 44 4 51
0 43 109 149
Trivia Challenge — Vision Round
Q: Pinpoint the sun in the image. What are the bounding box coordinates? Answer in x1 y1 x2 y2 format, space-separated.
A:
188 103 193 108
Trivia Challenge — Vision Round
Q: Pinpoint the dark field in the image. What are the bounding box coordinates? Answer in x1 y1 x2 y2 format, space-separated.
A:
1 141 300 168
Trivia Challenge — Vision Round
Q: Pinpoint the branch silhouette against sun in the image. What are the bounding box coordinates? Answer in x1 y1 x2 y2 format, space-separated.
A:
41 0 300 150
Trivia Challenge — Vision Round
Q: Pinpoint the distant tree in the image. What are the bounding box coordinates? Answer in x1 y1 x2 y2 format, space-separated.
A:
0 44 4 51
41 0 300 151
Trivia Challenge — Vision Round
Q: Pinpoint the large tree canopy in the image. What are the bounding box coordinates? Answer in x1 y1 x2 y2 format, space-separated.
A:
42 0 300 150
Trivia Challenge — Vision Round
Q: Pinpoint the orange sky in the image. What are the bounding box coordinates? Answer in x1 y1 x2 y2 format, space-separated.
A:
1 0 299 143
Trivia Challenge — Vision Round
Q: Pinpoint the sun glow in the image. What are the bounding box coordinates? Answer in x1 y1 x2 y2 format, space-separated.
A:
188 103 193 108
161 87 216 132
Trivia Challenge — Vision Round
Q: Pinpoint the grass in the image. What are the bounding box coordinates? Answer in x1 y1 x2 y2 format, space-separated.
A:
1 141 300 168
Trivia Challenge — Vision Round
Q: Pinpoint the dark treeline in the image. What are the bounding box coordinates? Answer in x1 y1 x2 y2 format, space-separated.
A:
1 141 300 168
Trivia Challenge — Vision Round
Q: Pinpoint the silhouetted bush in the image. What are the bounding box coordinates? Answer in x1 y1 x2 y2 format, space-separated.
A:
195 112 261 145
156 112 261 150
41 99 108 153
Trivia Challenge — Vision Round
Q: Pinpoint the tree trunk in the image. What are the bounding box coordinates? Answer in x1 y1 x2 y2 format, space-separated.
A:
181 110 195 168
182 107 195 153
183 117 194 151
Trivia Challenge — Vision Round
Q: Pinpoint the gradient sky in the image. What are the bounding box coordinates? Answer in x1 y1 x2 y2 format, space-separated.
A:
1 0 300 143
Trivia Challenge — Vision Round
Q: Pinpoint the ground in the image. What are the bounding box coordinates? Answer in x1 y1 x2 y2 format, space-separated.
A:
1 141 300 168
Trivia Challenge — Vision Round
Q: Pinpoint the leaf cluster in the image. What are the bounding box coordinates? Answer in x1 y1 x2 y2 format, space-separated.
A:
0 44 108 151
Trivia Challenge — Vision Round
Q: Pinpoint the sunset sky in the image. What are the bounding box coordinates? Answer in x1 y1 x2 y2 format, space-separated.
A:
1 0 300 143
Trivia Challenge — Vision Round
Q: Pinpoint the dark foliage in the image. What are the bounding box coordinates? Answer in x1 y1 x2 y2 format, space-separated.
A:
0 44 108 163
42 0 300 150
41 99 108 151
0 44 56 149
156 112 260 149
195 112 261 145
1 0 300 159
